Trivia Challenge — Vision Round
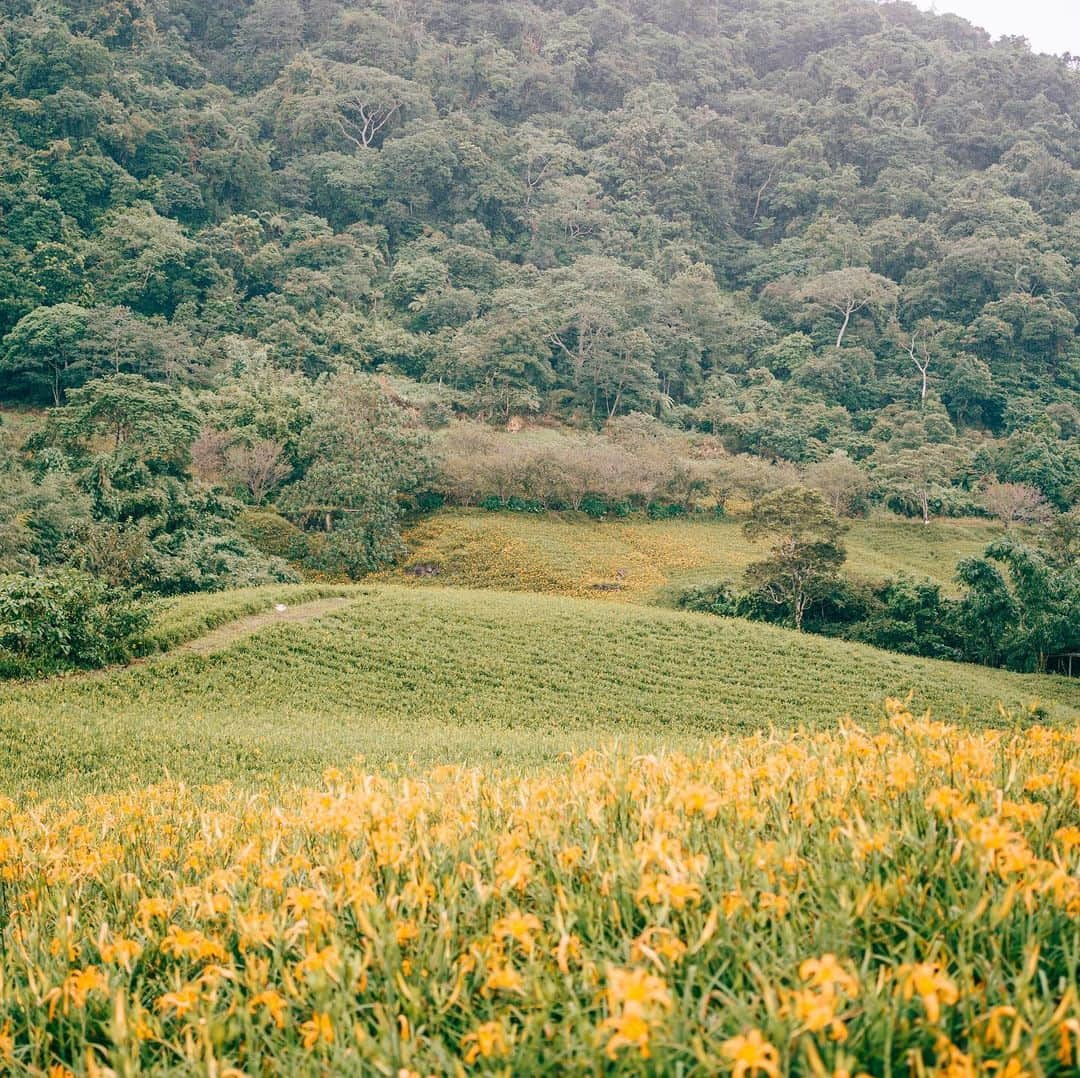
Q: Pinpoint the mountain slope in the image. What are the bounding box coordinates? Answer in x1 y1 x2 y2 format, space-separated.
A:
1 0 1077 456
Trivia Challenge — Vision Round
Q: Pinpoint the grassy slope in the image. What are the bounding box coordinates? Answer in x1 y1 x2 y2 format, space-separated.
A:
2 584 1075 797
148 583 353 650
383 510 1001 602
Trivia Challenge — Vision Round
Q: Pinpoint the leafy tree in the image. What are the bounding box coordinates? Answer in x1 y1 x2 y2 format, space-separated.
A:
87 203 218 317
743 487 848 631
0 463 93 573
844 578 963 661
996 423 1079 510
1 304 200 405
940 352 997 429
446 284 555 420
891 318 959 407
284 372 433 576
49 374 201 473
1 303 93 405
1041 506 1080 565
233 0 304 87
33 375 291 592
201 344 316 463
0 569 151 678
955 541 1080 672
790 267 898 348
875 442 973 524
264 57 434 154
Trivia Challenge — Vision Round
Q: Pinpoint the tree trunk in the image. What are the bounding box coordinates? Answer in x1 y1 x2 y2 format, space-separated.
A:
836 303 853 348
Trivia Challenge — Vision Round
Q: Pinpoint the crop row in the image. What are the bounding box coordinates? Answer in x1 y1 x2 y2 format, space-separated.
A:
0 586 1075 796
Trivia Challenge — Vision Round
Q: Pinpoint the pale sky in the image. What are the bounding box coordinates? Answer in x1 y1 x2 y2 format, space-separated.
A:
915 1 1080 56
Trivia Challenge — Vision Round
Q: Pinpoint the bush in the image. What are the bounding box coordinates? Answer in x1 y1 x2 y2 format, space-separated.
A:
148 532 300 594
505 496 545 513
237 509 311 561
684 570 972 665
843 577 963 660
647 501 685 520
580 494 611 519
0 570 153 678
676 582 740 617
413 490 446 513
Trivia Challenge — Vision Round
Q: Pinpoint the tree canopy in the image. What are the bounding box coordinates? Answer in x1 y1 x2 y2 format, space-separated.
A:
0 0 1078 599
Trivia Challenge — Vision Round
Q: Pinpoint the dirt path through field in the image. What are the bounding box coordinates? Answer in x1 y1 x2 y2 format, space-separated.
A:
174 596 353 656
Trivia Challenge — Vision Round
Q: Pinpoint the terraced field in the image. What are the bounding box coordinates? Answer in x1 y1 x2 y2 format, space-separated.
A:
2 584 1075 797
385 510 1002 602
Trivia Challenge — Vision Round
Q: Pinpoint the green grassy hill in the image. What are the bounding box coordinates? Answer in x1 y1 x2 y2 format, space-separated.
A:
383 510 1003 602
2 584 1074 798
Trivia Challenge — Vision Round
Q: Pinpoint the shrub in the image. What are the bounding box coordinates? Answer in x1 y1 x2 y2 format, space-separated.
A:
505 496 545 513
580 494 611 519
0 570 152 678
646 501 685 520
149 532 300 594
237 509 311 562
676 582 740 616
844 577 963 660
413 490 446 514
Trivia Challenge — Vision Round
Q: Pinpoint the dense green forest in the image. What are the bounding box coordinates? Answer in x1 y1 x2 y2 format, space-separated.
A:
0 0 1078 612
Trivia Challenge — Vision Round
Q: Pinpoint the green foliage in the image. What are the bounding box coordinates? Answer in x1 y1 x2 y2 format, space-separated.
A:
236 508 312 562
676 581 741 618
0 0 1078 605
689 529 1080 675
995 422 1080 509
284 372 434 577
0 569 151 677
1 304 199 406
48 374 201 473
0 0 1074 498
954 539 1080 672
743 488 848 630
12 379 300 594
839 577 963 661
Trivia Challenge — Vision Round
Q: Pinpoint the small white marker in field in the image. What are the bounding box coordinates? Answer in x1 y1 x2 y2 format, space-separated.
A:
274 604 288 613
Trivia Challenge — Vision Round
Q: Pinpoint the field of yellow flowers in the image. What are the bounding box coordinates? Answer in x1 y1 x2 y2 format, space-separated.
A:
2 698 1080 1075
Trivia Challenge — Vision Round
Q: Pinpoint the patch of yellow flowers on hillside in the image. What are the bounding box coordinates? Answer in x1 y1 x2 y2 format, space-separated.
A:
1 698 1080 1074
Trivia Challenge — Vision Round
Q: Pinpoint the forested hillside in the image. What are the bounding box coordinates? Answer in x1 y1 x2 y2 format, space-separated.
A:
0 0 1078 600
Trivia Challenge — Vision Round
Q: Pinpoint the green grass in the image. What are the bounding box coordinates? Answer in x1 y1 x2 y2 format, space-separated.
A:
2 584 1075 798
148 582 352 650
385 510 1001 602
